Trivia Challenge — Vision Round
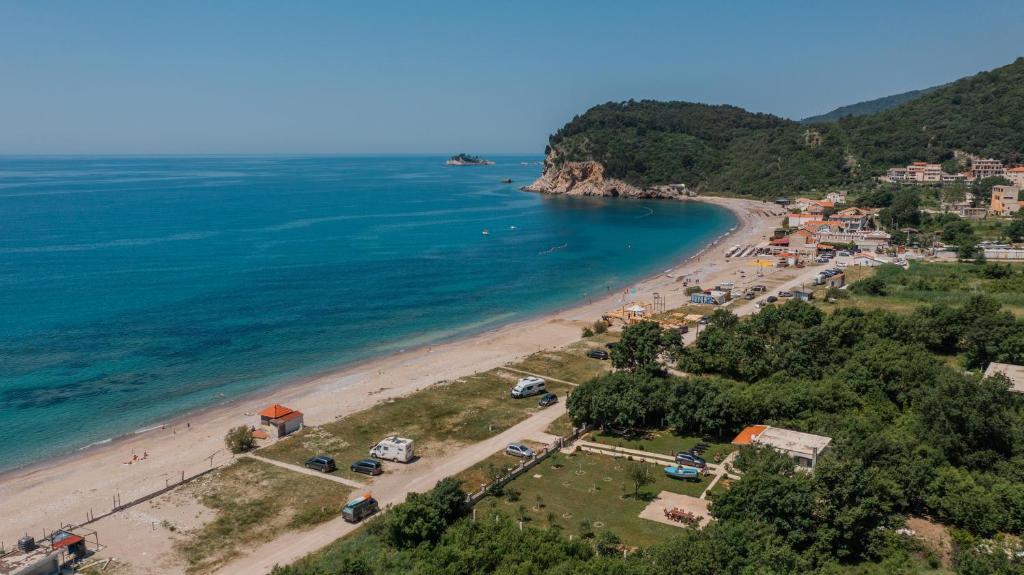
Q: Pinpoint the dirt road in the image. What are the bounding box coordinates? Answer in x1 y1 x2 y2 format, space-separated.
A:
214 402 568 574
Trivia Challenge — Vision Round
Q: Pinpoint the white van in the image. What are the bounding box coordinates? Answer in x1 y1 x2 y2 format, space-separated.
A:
511 376 546 398
370 436 415 463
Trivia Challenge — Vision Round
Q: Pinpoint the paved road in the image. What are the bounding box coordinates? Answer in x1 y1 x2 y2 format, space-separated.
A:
214 402 567 575
242 453 366 489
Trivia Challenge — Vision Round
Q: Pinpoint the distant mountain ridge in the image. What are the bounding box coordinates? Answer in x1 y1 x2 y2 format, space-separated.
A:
526 57 1024 197
800 85 945 124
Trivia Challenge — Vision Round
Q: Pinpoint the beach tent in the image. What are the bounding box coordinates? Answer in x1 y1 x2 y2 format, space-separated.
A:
626 304 647 313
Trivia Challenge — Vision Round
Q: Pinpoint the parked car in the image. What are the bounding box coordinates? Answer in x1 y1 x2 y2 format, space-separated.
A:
350 459 383 476
744 292 755 300
538 393 558 407
675 452 707 469
605 342 619 350
341 495 379 523
586 349 610 360
305 455 337 473
698 316 709 325
752 285 767 292
766 295 778 303
837 262 848 268
778 291 793 298
837 251 851 257
506 443 535 458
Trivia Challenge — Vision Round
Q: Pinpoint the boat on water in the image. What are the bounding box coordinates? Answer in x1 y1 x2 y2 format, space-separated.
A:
482 229 490 236
446 153 494 166
501 177 513 183
664 465 700 481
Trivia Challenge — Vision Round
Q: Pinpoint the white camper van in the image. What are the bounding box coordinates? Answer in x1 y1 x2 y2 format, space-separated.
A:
370 436 415 463
511 376 546 399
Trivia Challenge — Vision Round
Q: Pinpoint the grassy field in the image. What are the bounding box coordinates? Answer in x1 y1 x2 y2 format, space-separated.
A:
258 368 573 478
506 333 617 385
825 261 1024 316
588 429 735 464
484 451 710 546
175 458 354 574
546 413 576 437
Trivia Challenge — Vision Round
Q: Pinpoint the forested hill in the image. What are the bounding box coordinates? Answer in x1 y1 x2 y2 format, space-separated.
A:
543 57 1024 196
800 85 942 124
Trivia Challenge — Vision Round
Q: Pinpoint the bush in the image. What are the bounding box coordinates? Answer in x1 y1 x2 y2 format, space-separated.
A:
595 530 621 556
581 327 595 338
592 320 609 335
850 276 888 296
225 425 256 454
685 285 704 296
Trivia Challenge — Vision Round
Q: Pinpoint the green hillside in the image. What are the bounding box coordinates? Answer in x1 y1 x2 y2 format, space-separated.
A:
546 57 1024 196
800 85 941 124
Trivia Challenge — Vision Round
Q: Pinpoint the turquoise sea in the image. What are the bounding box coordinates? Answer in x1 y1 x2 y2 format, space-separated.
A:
0 156 736 471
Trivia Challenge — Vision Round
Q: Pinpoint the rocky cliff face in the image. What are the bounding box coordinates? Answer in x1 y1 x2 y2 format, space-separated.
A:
522 159 686 199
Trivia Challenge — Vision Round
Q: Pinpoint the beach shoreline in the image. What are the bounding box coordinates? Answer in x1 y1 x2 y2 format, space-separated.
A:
0 195 783 550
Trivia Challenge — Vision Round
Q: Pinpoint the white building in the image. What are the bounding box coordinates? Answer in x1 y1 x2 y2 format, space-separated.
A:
984 362 1024 393
732 425 832 469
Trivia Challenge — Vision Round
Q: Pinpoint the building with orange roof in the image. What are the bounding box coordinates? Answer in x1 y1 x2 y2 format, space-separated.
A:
1007 166 1024 188
732 425 831 470
259 403 304 438
732 425 769 445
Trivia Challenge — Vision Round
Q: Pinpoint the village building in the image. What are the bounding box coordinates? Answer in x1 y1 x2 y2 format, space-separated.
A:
825 191 846 205
972 158 1005 180
1007 166 1024 188
814 229 891 251
786 212 817 228
984 362 1024 393
830 207 872 231
853 253 886 267
769 229 818 256
732 425 832 469
259 403 305 438
885 167 907 182
906 162 943 183
990 184 1022 216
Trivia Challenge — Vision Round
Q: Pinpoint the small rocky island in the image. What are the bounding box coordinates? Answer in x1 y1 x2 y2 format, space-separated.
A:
446 153 495 166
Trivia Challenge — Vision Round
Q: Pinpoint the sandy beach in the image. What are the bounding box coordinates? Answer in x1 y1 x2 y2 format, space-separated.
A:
0 195 788 571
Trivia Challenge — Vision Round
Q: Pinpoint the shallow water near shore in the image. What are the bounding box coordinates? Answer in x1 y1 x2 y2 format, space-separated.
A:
0 155 736 470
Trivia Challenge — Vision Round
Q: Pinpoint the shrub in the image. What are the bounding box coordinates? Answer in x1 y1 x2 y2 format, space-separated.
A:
225 425 256 454
685 285 704 295
581 327 595 338
592 320 608 335
595 531 622 556
850 276 888 296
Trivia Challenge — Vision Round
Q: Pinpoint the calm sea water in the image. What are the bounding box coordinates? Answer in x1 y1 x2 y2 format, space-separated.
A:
0 156 735 470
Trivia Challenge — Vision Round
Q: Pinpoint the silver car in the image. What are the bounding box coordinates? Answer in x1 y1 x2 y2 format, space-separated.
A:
505 443 535 458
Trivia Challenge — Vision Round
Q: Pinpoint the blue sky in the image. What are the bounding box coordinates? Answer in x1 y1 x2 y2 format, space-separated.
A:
1 1 1022 154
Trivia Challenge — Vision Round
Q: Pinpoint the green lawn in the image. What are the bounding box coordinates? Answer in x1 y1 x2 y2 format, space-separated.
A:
175 458 354 574
825 261 1024 317
258 369 572 478
485 451 711 546
588 429 735 464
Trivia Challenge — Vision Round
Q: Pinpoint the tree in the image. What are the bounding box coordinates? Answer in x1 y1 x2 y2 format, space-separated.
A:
627 462 653 498
1007 213 1024 242
224 425 255 454
611 320 667 373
